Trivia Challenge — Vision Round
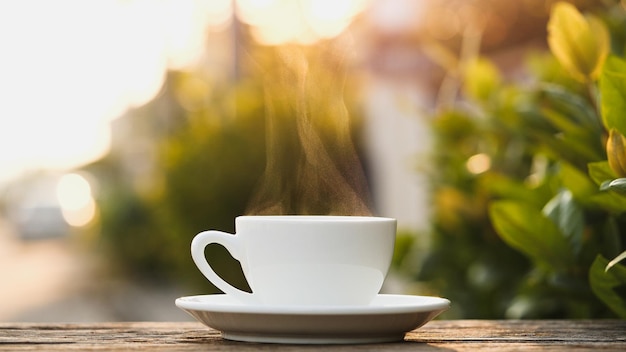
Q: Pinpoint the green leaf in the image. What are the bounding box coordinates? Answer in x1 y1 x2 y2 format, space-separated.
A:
539 84 602 132
540 108 597 142
600 56 626 135
600 180 612 191
489 201 573 269
589 161 616 186
542 190 583 256
560 161 626 220
480 173 547 207
589 255 626 318
604 178 626 194
601 217 622 260
535 131 603 165
561 162 596 198
588 192 626 213
463 57 501 102
607 250 626 271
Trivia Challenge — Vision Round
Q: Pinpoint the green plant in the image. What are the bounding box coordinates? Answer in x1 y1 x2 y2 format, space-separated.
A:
414 1 626 318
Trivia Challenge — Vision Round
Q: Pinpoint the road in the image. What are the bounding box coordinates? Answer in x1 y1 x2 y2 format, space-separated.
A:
0 219 189 322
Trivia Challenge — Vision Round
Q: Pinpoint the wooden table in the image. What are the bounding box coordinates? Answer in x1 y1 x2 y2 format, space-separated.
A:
1 320 624 351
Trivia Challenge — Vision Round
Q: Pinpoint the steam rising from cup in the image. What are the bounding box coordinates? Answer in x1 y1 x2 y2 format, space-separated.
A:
246 44 372 216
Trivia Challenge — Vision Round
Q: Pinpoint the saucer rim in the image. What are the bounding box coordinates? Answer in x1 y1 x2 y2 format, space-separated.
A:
175 293 450 315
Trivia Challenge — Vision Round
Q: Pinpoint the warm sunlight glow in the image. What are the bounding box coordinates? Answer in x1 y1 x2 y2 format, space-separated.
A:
0 0 367 183
466 153 492 174
236 0 371 45
303 0 370 38
0 0 220 184
56 173 96 227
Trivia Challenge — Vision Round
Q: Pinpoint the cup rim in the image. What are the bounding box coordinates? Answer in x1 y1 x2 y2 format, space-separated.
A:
236 215 396 222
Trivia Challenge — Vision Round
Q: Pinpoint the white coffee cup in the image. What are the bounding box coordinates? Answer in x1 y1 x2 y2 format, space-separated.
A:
191 215 396 306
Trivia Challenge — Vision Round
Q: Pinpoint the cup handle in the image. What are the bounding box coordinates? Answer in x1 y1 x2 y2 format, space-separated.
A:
191 230 256 304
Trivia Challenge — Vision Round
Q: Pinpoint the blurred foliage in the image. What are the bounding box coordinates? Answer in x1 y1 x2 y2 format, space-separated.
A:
399 1 626 319
86 41 370 292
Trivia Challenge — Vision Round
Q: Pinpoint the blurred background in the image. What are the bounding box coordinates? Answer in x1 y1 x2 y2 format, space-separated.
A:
1 0 623 322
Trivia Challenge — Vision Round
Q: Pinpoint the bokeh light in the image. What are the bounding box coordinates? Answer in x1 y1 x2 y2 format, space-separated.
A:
56 173 96 227
466 153 491 174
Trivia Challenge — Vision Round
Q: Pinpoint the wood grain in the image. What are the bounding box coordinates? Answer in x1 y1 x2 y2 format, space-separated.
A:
1 320 624 351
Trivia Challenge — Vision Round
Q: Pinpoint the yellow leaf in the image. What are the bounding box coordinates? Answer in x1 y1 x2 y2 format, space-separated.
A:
463 57 501 102
607 129 626 178
547 2 609 82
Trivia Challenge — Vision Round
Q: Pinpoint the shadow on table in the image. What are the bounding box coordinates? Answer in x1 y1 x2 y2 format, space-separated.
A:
191 338 455 351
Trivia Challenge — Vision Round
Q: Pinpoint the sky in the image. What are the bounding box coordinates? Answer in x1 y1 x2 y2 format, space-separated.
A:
0 0 369 185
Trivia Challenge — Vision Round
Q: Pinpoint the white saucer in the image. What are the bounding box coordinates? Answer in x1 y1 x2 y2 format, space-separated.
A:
175 294 450 344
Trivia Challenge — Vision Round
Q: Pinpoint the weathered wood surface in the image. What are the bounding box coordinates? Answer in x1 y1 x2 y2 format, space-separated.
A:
1 320 624 351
